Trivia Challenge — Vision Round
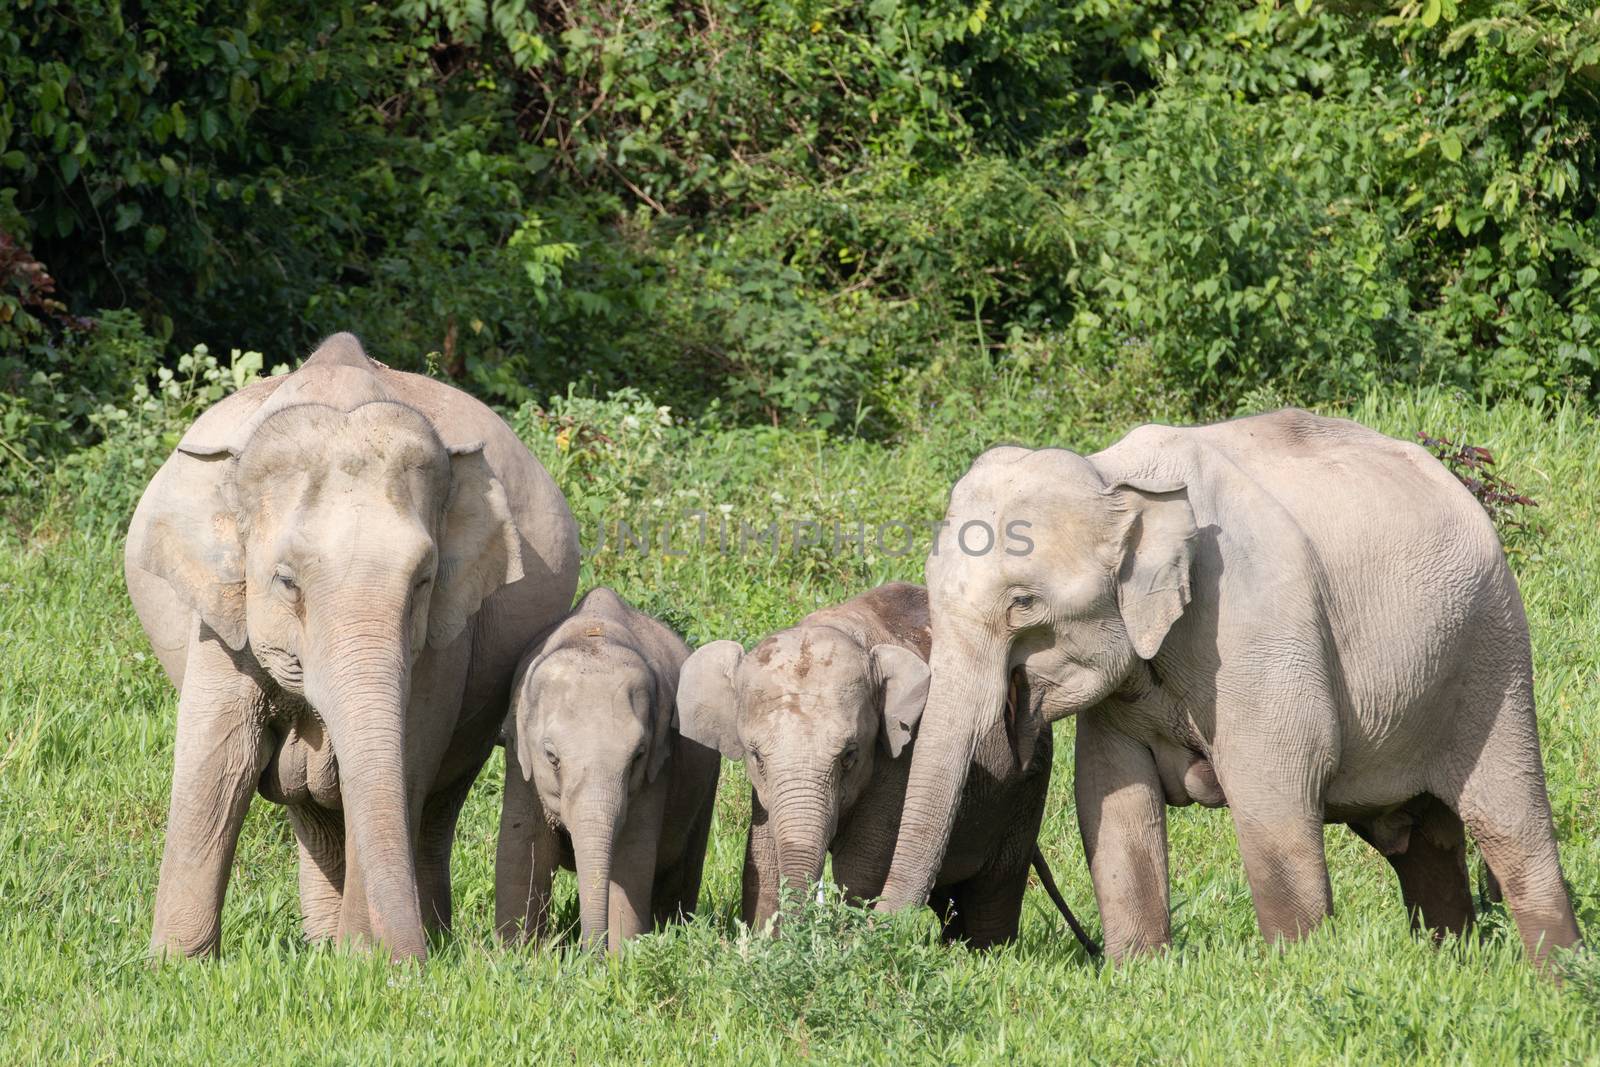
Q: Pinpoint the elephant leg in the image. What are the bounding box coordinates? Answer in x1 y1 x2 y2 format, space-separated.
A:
1214 695 1337 947
1350 796 1474 942
948 862 1030 950
494 748 560 942
1075 709 1170 960
151 632 271 959
830 834 889 909
607 783 665 951
652 795 715 928
1228 799 1332 945
1439 686 1580 971
416 776 473 933
741 788 780 931
650 859 685 930
287 804 346 941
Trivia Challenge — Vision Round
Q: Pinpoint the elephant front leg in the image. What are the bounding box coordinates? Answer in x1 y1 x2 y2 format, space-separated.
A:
151 633 271 959
416 777 474 933
741 788 780 931
607 780 665 951
1075 710 1170 961
287 805 345 941
494 751 560 943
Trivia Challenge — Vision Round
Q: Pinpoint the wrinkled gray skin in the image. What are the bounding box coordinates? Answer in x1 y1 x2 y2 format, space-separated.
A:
126 334 578 962
680 583 1054 947
496 588 720 952
876 409 1581 971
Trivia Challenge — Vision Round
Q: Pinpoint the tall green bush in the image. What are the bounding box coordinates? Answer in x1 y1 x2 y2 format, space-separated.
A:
3 0 1597 428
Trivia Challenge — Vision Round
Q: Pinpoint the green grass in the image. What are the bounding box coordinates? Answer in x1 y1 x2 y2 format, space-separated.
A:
5 383 1600 1064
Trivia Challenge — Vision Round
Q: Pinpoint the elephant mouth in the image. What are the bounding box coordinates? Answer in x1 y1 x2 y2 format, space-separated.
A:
1005 667 1027 766
256 642 305 693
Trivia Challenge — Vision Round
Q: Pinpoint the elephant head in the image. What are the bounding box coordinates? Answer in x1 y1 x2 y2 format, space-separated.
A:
877 445 1195 910
678 629 929 910
512 637 674 950
127 334 524 960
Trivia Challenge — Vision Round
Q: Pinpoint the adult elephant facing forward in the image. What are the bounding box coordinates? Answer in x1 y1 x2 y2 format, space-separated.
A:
876 409 1580 971
126 334 578 962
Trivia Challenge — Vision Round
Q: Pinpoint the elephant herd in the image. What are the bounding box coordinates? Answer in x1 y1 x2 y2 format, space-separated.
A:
125 334 1583 976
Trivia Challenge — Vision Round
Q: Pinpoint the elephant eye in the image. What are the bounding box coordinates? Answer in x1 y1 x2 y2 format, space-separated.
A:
1011 594 1036 610
840 744 859 772
748 747 763 770
273 567 301 603
543 742 559 769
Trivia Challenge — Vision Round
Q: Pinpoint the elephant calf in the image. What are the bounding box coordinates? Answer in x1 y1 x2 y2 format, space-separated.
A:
679 582 1093 950
496 588 720 952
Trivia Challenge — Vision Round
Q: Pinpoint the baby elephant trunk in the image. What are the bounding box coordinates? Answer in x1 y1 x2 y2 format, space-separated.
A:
771 778 836 910
569 784 626 951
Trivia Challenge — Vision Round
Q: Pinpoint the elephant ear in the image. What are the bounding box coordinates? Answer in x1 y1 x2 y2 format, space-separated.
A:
870 644 930 759
1106 479 1197 661
509 660 545 784
645 657 678 785
127 446 249 651
428 443 525 649
676 641 744 761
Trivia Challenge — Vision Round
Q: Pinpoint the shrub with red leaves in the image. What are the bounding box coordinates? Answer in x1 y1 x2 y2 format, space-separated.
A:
1417 432 1538 536
0 230 93 333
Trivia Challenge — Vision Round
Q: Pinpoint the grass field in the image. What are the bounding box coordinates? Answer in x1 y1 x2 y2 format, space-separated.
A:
4 382 1600 1063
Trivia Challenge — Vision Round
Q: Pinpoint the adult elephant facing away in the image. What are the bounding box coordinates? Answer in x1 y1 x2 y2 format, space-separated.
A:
876 408 1581 971
126 333 578 962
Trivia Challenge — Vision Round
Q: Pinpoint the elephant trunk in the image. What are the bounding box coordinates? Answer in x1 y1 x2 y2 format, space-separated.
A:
769 775 836 907
309 590 427 962
569 784 625 951
876 650 1001 911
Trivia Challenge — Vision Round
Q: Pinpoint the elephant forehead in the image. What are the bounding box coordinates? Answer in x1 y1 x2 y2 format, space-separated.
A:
740 672 873 739
531 646 651 709
749 627 865 679
951 448 1106 519
746 694 863 751
241 402 447 483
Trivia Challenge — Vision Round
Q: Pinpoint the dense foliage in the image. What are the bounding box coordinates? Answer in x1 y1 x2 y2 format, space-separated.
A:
3 0 1598 472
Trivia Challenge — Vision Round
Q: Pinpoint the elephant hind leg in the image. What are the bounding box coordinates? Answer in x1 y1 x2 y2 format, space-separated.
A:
287 804 346 941
1350 795 1474 942
1438 685 1580 972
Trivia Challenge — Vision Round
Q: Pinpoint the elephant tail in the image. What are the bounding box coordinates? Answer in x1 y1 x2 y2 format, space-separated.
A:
1031 846 1101 958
